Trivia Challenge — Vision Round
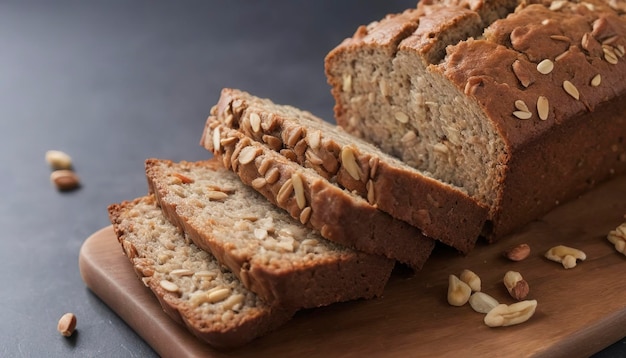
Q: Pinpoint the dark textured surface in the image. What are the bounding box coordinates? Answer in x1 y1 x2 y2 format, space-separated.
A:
0 1 623 357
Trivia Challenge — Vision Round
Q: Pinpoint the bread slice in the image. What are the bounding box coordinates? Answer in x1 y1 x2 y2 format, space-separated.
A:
107 195 294 348
145 158 396 310
325 0 626 240
202 88 487 253
200 121 436 267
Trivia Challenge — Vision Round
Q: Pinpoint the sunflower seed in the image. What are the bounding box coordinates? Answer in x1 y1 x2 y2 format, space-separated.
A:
591 74 602 87
299 206 312 225
238 146 259 165
159 280 179 293
249 113 261 133
514 100 530 112
276 178 294 205
291 173 306 209
366 180 375 205
536 59 554 74
563 80 580 100
341 146 361 181
251 177 267 189
395 111 409 124
513 110 532 120
212 127 221 151
537 96 549 120
265 167 280 184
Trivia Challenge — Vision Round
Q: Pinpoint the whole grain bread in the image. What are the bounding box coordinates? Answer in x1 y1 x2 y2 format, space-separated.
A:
204 88 488 254
107 195 294 348
200 121 436 267
325 0 626 240
145 158 396 309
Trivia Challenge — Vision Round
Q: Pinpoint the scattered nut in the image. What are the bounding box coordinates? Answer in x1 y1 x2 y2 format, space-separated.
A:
545 245 586 269
607 222 626 256
484 300 537 327
503 243 531 261
45 150 73 170
469 292 500 314
503 271 529 300
447 274 472 306
50 170 80 191
459 269 481 292
57 312 77 337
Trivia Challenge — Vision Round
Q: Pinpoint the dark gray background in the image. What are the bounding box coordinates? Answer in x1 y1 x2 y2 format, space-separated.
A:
0 1 623 357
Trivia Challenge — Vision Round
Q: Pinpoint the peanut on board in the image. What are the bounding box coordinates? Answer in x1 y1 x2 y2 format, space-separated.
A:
607 223 626 256
503 243 531 261
459 269 481 292
469 292 499 314
503 271 529 300
544 245 586 269
484 300 537 327
447 274 472 307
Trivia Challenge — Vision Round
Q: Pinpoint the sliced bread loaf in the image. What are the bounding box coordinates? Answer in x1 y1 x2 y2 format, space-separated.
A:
145 158 396 310
203 88 487 253
200 122 436 267
107 195 294 348
325 0 626 240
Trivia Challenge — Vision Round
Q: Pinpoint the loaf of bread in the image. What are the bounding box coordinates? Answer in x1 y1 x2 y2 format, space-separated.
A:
325 0 626 240
107 195 294 348
201 119 436 267
145 158 396 309
204 88 488 253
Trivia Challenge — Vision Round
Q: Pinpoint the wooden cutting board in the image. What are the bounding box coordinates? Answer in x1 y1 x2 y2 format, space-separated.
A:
79 175 626 358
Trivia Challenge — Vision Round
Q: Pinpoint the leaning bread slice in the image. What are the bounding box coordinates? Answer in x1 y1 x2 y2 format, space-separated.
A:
146 158 396 310
203 88 488 253
107 195 294 348
200 124 435 269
